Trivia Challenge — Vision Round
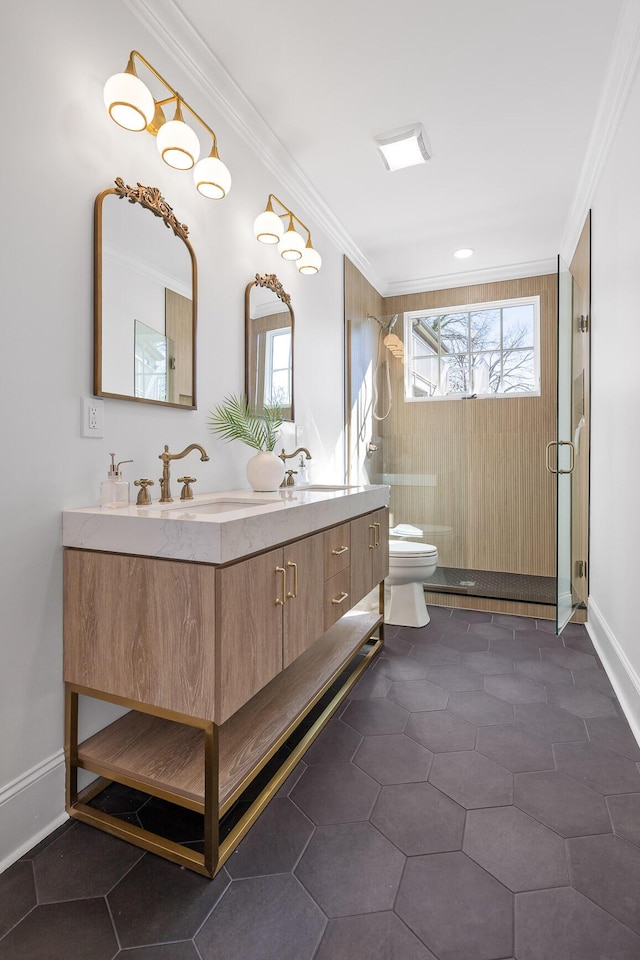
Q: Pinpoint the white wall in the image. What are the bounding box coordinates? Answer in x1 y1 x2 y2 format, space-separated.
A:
588 57 640 739
0 0 345 868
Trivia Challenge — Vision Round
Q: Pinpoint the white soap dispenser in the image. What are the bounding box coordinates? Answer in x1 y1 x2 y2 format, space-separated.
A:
101 453 133 508
297 454 309 486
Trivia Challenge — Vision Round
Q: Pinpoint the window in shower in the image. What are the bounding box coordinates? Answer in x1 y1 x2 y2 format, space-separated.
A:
404 296 540 400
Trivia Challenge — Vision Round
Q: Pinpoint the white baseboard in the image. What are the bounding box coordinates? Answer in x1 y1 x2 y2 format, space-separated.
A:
0 750 67 874
587 595 640 746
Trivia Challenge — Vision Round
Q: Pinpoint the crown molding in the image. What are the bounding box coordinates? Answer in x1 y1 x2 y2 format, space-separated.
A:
122 0 385 293
560 0 640 262
383 258 557 298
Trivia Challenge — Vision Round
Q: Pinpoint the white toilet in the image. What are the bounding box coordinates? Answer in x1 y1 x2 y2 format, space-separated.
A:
386 539 438 628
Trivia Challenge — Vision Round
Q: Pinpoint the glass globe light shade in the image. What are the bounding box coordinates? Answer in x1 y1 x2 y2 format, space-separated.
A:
156 119 201 170
194 155 232 199
278 226 305 261
103 72 155 131
297 245 322 275
254 209 285 244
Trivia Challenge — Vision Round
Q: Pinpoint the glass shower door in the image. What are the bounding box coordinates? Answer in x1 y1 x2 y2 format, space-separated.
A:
553 256 577 633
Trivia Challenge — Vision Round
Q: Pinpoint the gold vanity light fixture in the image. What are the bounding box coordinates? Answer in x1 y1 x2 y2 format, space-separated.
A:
103 51 231 199
253 194 322 274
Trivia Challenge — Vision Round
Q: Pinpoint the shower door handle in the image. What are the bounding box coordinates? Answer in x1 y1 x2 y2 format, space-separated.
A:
546 440 575 475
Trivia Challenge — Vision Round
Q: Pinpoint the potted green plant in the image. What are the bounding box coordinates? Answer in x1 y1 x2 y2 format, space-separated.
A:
208 394 284 491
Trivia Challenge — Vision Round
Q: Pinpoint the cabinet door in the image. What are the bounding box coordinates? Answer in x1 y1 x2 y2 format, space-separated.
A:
350 512 378 605
216 548 284 723
283 532 325 667
370 507 389 585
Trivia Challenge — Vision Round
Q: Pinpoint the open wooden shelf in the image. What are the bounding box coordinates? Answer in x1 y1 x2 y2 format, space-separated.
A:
77 609 381 812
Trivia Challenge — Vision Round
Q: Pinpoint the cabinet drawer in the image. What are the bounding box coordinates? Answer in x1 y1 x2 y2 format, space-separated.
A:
323 523 351 580
324 569 351 630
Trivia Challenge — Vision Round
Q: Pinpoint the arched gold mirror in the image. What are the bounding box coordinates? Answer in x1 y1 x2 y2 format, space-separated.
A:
245 273 294 421
94 178 197 408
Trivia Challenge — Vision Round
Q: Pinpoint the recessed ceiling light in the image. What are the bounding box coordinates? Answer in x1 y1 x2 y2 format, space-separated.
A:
374 123 432 172
454 248 474 259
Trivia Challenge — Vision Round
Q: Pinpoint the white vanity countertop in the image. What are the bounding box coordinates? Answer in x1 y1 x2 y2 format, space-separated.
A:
62 484 389 564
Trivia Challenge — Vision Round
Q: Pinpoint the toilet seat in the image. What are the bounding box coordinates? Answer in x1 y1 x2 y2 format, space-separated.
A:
389 540 437 560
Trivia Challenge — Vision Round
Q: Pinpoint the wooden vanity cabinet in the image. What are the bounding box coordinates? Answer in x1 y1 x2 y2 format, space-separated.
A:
350 507 389 605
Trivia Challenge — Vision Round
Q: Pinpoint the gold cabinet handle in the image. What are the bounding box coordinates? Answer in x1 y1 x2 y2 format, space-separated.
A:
286 560 298 599
331 545 349 556
374 522 381 547
275 566 286 606
368 524 376 549
546 439 575 475
331 591 349 605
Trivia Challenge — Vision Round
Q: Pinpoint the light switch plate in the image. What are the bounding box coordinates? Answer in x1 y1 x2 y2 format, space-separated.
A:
81 396 104 438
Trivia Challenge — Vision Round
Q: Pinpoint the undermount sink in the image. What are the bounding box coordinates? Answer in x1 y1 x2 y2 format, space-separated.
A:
162 498 273 515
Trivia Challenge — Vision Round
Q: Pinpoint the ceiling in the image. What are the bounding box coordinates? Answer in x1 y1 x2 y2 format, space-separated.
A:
162 0 623 293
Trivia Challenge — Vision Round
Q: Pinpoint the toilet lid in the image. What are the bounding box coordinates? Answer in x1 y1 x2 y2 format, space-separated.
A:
389 540 438 559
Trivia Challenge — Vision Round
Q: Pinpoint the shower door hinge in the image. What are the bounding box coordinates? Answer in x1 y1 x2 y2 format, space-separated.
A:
575 559 587 579
577 314 589 333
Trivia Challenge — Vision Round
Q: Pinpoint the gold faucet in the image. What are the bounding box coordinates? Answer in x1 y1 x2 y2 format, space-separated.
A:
279 447 312 487
158 443 209 503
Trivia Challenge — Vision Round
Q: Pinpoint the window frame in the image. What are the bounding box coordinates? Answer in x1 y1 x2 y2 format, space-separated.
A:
403 295 541 402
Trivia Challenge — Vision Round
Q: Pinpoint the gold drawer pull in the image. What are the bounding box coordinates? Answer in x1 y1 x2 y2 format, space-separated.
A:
374 522 381 547
286 560 298 599
331 545 349 556
331 591 349 605
368 524 376 549
275 566 286 606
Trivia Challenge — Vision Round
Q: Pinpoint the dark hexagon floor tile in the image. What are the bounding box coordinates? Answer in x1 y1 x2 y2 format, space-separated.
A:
409 642 461 664
342 697 409 736
396 851 513 960
137 797 204 843
451 608 493 623
546 684 617 719
554 741 640 794
585 716 640 760
514 703 588 742
371 781 465 855
276 760 306 797
349 669 393 700
196 874 325 960
373 656 432 681
90 782 151 815
511 628 565 649
515 886 640 960
116 944 199 960
405 709 477 753
295 821 405 918
448 690 515 725
0 860 35 938
483 674 546 704
304 718 363 763
489 638 544 661
476 725 555 772
225 797 313 877
19 820 75 861
354 734 433 784
291 760 379 824
542 647 598 671
383 633 414 656
424 663 484 692
387 678 449 712
572 667 616 696
0 898 118 960
515 770 611 837
463 805 569 891
564 633 598 656
568 834 640 935
439 631 490 654
515 658 574 685
466 622 515 643
494 614 537 630
313 911 437 960
463 650 514 675
108 855 230 948
33 821 143 902
608 794 640 846
429 750 513 808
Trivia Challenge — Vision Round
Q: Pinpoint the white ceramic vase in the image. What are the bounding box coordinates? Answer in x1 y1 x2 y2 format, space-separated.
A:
246 450 284 492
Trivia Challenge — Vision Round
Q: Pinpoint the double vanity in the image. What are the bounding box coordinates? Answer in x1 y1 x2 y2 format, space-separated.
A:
62 483 389 876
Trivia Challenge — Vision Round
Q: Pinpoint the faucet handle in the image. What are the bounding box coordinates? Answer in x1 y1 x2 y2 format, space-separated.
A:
134 478 155 505
284 469 298 487
177 476 197 500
